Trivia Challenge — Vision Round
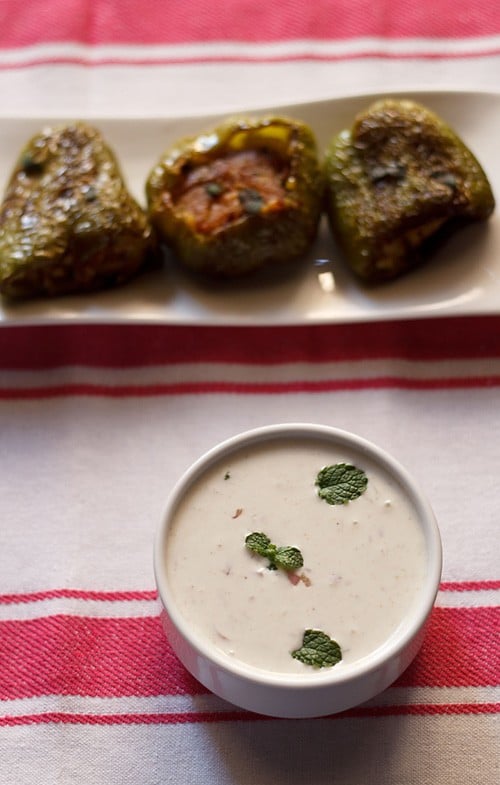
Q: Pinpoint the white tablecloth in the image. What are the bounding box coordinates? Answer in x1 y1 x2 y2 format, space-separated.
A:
0 2 498 783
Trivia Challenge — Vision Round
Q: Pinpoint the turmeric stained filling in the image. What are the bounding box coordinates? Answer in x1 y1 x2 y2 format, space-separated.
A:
172 149 289 234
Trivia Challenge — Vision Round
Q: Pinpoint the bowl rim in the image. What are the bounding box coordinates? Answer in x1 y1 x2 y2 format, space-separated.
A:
154 422 442 690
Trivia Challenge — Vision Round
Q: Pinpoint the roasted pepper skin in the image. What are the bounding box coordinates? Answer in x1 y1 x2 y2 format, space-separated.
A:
146 116 324 277
0 122 157 299
324 99 495 283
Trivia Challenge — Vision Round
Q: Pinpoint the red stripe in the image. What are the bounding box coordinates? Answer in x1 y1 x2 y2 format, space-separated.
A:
0 0 498 49
345 702 500 718
0 607 497 701
0 711 249 727
0 580 495 607
0 616 203 699
440 580 500 592
397 607 500 688
0 703 498 727
0 589 157 605
2 319 500 370
1 375 500 400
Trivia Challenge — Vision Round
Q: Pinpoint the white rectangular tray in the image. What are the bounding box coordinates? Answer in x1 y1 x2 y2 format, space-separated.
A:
0 89 499 325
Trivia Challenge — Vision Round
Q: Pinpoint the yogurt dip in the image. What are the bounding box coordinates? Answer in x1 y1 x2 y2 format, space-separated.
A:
165 434 427 676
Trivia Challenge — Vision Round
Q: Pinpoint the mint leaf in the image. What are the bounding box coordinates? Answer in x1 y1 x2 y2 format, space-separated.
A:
245 532 303 573
275 546 304 571
291 629 342 668
316 463 368 505
245 532 274 558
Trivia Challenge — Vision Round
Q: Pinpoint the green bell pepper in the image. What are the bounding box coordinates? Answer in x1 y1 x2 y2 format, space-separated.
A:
324 98 495 283
146 115 324 277
0 122 157 299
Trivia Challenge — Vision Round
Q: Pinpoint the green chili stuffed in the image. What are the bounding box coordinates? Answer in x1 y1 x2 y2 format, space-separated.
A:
324 98 495 283
0 122 157 299
146 116 324 277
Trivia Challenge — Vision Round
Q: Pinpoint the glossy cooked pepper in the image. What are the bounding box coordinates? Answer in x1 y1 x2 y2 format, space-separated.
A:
0 122 157 299
146 116 324 277
324 99 495 283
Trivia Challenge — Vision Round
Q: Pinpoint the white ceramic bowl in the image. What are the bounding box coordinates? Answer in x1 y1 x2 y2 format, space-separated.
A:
154 423 442 718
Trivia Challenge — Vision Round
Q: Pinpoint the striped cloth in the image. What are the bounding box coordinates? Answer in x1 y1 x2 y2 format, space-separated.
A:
0 3 499 784
0 0 499 116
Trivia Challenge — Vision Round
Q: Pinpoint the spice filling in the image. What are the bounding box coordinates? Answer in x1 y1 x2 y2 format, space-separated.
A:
173 149 289 234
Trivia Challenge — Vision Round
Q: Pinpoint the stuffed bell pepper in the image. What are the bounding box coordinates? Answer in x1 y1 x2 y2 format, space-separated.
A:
146 115 324 277
0 122 157 299
324 98 495 283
